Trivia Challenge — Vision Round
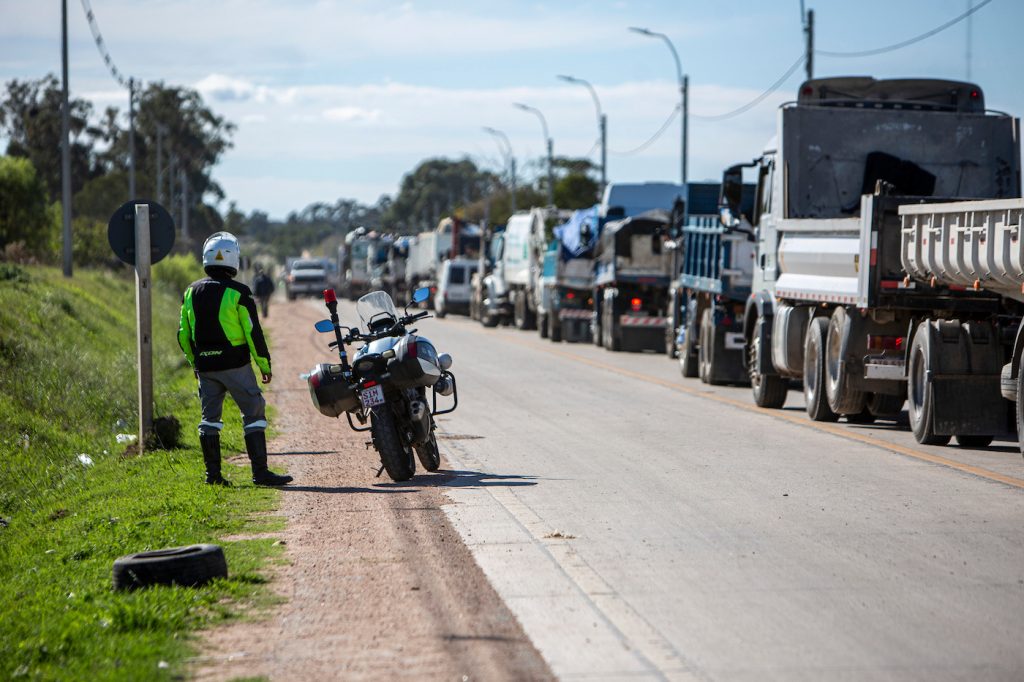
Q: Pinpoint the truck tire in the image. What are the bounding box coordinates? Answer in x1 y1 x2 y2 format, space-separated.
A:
867 392 904 419
698 308 713 384
371 406 416 481
550 311 563 342
513 292 536 330
825 307 866 415
679 306 698 378
538 313 549 339
665 291 680 359
604 297 622 352
1019 367 1024 459
113 544 227 591
481 310 499 328
749 316 787 409
908 323 951 446
803 317 838 422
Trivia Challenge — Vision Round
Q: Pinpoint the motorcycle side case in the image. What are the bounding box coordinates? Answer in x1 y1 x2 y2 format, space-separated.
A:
307 363 359 417
387 334 442 389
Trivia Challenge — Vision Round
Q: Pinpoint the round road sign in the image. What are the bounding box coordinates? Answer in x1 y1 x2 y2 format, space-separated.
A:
108 200 176 265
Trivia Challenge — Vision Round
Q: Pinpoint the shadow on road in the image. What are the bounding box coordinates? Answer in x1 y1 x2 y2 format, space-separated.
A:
375 469 540 490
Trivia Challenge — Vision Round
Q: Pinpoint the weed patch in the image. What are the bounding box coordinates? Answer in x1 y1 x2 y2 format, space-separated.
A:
0 267 283 681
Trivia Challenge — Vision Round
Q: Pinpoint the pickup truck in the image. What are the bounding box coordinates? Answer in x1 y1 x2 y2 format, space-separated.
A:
285 258 331 299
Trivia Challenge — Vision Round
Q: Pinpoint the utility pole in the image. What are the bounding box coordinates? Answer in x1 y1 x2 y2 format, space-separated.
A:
156 126 164 204
966 0 973 80
682 75 689 185
179 166 189 244
60 0 73 277
804 7 815 81
128 78 136 199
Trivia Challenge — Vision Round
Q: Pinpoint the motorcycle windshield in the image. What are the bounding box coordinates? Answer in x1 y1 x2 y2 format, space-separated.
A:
356 291 399 330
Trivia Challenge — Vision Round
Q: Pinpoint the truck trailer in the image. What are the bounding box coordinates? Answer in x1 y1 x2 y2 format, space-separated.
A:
540 205 599 342
738 77 1020 439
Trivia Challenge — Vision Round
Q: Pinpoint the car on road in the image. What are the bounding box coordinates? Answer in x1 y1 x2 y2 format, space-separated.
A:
285 258 331 300
435 257 478 318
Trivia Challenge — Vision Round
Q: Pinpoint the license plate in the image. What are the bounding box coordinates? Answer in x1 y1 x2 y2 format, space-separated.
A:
359 384 385 409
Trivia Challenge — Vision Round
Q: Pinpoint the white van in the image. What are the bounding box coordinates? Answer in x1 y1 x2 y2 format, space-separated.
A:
435 258 479 318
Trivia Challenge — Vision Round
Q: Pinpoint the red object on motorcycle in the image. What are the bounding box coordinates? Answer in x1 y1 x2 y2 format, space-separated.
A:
630 297 642 312
323 288 337 304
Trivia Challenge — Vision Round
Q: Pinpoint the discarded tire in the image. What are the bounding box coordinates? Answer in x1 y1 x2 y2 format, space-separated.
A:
113 544 227 591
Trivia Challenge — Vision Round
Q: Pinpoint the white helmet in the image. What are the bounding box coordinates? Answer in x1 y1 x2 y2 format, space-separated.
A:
202 232 240 274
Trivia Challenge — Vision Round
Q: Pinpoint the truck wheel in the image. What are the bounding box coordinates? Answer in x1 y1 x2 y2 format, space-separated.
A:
749 316 787 409
955 434 994 448
604 298 622 351
908 323 951 446
538 313 549 339
1018 366 1024 459
825 307 865 415
370 406 416 481
867 392 904 419
481 309 499 328
698 308 713 384
804 317 838 422
665 327 678 359
679 313 698 378
550 311 562 343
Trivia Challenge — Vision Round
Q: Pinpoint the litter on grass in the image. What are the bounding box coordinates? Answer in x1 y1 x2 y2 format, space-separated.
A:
77 454 94 467
115 433 138 445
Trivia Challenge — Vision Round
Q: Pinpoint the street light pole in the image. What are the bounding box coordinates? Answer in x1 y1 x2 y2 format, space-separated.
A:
558 74 606 196
128 78 136 199
629 26 687 185
60 0 73 277
513 102 554 206
482 126 516 214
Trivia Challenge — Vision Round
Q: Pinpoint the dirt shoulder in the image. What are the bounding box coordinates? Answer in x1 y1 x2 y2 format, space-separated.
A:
193 297 551 681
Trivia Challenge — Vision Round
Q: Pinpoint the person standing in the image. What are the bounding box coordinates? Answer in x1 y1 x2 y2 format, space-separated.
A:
177 232 292 486
253 264 275 318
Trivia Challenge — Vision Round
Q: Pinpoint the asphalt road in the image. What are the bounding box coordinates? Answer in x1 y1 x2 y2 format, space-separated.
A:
390 309 1024 682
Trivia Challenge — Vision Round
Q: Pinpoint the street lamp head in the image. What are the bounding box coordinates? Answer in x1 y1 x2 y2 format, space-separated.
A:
482 126 498 135
513 102 531 112
629 26 654 36
557 74 579 84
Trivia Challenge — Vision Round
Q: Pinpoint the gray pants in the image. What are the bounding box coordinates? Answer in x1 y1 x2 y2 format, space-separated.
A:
197 365 267 436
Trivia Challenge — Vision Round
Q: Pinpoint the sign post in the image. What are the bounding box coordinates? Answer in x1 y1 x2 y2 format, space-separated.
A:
134 204 154 453
109 200 175 454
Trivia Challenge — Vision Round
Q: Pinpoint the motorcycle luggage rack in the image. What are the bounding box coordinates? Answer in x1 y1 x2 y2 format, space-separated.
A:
431 372 458 416
346 411 372 432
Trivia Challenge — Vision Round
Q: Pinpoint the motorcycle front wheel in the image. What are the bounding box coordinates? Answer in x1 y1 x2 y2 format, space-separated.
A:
415 430 441 472
370 405 416 481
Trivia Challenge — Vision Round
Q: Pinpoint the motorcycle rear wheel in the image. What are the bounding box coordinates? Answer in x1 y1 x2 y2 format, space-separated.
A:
415 431 441 472
370 406 416 481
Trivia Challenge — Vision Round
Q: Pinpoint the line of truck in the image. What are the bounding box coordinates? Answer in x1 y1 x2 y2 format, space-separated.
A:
416 75 1024 455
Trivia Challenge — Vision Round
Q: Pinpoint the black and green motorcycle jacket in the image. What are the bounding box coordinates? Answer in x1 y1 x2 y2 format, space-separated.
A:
178 274 272 374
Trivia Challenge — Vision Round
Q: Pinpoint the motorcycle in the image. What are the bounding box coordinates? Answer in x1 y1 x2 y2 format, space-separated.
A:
306 286 457 481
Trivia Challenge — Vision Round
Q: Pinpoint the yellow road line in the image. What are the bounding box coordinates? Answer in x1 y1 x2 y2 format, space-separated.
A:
499 333 1024 491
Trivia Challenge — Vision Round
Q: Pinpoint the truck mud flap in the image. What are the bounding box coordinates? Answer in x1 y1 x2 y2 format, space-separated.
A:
931 374 1010 436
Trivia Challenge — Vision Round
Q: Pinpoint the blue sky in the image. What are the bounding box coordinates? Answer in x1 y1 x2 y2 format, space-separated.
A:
2 0 1022 218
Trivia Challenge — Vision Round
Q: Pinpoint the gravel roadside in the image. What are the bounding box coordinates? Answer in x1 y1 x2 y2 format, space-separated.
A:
194 298 552 681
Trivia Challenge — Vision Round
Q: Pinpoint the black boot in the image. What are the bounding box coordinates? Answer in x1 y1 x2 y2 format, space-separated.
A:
200 435 231 486
245 431 292 486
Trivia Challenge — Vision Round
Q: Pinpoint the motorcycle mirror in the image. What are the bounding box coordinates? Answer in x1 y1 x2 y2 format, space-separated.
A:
314 319 334 333
438 353 453 371
412 287 430 304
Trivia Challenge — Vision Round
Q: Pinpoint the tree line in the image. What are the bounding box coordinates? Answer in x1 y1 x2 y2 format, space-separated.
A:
0 74 600 266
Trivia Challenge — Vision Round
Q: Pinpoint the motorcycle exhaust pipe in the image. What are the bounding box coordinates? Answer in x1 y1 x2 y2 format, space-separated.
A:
409 399 431 443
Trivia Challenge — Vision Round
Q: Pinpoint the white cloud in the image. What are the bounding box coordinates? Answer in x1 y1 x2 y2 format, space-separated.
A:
322 106 380 123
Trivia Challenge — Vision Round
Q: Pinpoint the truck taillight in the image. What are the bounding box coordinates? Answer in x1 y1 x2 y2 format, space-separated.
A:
566 291 576 300
867 335 904 351
630 297 642 312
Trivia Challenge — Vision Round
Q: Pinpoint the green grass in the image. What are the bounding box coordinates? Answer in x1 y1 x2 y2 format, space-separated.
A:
0 265 284 681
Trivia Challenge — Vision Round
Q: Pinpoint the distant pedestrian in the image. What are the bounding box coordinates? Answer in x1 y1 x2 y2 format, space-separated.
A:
177 232 292 487
253 264 275 318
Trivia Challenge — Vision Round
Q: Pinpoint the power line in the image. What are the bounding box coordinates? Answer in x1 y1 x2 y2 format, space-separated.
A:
817 0 994 58
691 54 805 122
79 0 130 88
610 104 680 156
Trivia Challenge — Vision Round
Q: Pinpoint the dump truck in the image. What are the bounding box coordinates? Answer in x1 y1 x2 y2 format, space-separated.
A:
899 198 1024 449
671 179 755 384
738 76 1021 441
593 211 673 352
337 228 381 300
539 205 599 342
591 183 686 351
